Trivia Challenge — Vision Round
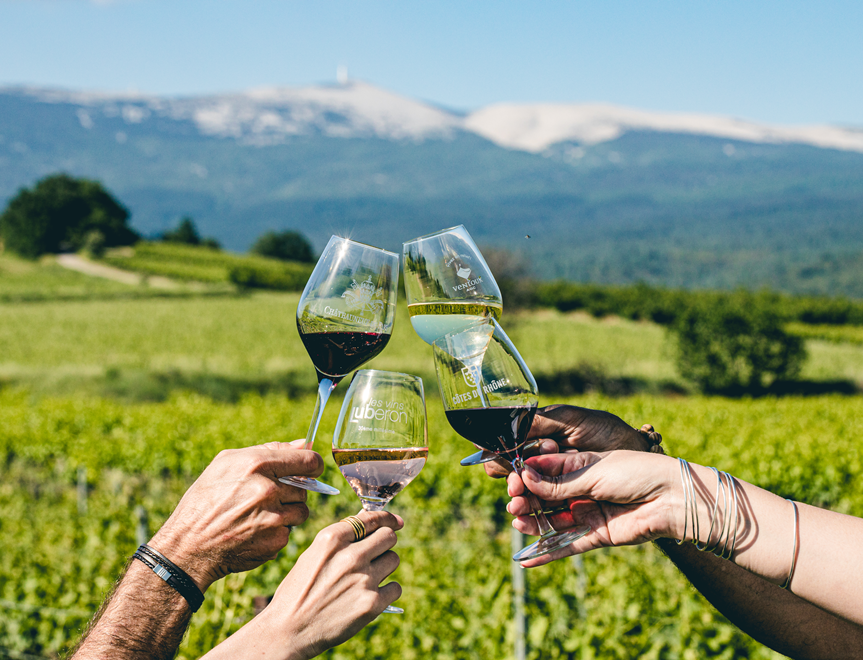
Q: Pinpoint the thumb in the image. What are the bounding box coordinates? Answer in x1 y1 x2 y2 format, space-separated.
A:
521 453 602 502
257 445 325 478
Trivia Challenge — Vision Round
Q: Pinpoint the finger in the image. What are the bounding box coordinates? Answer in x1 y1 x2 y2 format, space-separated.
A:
333 510 404 545
354 524 399 560
255 446 325 480
277 483 308 505
512 515 541 536
275 502 310 528
526 405 587 441
483 459 512 480
520 529 602 568
519 453 604 501
369 549 400 583
377 581 403 611
538 440 560 455
506 471 525 497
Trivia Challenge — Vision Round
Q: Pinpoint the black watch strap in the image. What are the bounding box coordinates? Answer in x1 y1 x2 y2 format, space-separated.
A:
133 544 205 612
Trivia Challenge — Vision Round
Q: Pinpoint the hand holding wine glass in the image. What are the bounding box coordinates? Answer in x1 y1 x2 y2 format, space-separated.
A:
432 319 590 562
332 369 429 613
280 236 399 495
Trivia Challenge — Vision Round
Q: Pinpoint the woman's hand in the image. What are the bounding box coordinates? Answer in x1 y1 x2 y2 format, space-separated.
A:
484 405 651 479
507 450 681 567
202 510 404 660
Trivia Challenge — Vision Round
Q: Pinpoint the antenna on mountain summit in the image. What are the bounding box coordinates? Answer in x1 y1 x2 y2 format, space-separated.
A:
337 65 348 85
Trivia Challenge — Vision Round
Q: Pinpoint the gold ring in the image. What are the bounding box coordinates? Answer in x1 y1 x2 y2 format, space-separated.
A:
341 516 367 542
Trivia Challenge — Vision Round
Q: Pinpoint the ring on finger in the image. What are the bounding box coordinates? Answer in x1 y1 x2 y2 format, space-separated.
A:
341 516 367 542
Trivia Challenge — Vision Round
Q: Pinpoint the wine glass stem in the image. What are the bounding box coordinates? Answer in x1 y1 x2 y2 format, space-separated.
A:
304 377 337 450
512 457 556 537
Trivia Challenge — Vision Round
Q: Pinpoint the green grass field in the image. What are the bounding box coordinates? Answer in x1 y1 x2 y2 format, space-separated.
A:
2 267 863 659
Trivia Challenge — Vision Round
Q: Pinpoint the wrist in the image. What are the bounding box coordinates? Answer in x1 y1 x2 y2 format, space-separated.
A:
148 528 218 593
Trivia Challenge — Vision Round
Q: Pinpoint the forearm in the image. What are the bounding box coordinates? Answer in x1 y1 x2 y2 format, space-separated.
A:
70 560 194 660
682 463 863 625
656 539 863 660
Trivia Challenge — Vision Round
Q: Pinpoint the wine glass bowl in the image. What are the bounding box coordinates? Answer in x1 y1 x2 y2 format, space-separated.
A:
432 319 590 562
403 225 504 466
280 236 399 496
403 225 503 346
333 369 428 613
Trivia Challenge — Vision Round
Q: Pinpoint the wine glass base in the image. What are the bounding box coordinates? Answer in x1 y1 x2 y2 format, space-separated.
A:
278 475 340 495
382 605 404 614
512 526 590 562
459 450 498 466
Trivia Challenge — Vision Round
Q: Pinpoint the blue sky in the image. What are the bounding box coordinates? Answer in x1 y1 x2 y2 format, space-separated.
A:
1 0 861 125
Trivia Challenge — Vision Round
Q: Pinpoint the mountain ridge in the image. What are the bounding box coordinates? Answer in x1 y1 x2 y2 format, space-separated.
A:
1 82 862 298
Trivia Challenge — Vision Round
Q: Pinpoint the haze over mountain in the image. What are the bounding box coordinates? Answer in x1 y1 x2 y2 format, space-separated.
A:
2 81 862 296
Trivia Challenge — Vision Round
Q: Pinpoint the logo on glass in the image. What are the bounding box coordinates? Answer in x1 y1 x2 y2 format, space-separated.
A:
456 265 472 280
461 366 480 389
342 276 385 315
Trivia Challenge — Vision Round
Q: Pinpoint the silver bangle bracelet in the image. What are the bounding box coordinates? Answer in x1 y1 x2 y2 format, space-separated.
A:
780 500 800 590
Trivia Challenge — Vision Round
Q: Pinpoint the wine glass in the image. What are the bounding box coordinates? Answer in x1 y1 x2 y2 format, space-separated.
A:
333 369 428 614
403 225 502 467
279 237 399 495
432 319 590 562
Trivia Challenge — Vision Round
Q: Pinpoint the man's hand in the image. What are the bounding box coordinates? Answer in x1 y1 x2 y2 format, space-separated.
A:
484 404 650 479
149 440 324 591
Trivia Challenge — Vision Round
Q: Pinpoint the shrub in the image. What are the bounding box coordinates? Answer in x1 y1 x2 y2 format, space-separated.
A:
0 173 138 258
671 295 806 393
227 261 312 291
251 230 315 263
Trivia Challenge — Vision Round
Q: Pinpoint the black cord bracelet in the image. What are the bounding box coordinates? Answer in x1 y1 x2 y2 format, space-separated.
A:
133 544 205 613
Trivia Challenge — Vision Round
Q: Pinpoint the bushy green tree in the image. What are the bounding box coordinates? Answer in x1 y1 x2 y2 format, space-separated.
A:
160 216 221 249
671 294 806 393
251 230 314 263
0 173 138 258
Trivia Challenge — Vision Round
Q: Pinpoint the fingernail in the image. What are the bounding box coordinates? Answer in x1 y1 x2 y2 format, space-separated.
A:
524 464 541 481
288 439 306 448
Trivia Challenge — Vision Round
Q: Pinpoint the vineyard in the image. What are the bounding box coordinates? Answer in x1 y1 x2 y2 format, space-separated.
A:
1 268 863 658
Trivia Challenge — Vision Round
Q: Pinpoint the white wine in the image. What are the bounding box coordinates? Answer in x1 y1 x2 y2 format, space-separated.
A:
408 302 502 345
332 447 428 510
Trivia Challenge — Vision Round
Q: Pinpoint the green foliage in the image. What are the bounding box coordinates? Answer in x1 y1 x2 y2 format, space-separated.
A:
536 280 863 327
671 295 806 393
251 230 315 263
101 242 311 288
0 174 139 258
2 390 861 659
227 261 311 291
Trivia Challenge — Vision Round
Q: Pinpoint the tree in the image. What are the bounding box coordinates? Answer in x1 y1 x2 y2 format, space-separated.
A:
162 217 201 245
251 230 315 263
670 293 806 394
161 216 221 249
0 173 138 258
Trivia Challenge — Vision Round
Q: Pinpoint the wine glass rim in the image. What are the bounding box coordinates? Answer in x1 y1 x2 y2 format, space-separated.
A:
328 235 399 258
353 368 424 383
402 225 468 246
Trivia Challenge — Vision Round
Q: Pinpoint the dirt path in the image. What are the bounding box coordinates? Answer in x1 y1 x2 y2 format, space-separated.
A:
56 254 181 289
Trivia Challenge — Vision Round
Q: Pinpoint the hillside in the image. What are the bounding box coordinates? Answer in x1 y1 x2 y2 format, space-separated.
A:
1 83 862 296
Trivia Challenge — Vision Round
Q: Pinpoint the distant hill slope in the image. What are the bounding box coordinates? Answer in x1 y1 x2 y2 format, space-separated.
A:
1 82 862 297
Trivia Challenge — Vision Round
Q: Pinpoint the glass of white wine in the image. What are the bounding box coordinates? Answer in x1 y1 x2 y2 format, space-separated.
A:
332 369 429 614
403 225 502 466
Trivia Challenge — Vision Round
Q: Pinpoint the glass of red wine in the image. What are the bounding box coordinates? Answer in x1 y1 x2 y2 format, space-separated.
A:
279 236 399 495
332 369 428 614
432 318 590 562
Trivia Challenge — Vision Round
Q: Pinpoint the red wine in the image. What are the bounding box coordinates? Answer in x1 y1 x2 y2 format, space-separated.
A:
445 406 537 457
299 331 390 379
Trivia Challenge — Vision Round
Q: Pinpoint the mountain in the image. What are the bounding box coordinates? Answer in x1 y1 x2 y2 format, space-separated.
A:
1 81 862 297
